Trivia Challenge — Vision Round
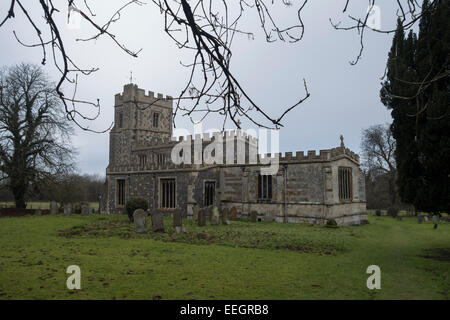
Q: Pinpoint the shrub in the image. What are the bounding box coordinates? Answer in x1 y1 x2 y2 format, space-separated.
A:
375 209 381 217
125 198 148 222
387 206 399 218
325 219 339 228
73 203 81 214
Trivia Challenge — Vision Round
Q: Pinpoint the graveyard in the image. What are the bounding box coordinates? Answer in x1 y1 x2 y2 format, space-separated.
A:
0 212 448 300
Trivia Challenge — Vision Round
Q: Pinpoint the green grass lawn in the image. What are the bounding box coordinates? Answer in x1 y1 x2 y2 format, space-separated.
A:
0 214 448 299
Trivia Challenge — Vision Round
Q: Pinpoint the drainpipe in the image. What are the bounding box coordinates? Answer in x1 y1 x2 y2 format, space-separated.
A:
283 163 288 223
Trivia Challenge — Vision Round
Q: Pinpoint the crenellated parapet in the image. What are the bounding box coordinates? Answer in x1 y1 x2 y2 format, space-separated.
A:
128 130 360 167
175 129 258 145
114 83 173 108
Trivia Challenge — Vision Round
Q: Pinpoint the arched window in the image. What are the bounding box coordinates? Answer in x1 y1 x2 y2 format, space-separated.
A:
204 181 215 206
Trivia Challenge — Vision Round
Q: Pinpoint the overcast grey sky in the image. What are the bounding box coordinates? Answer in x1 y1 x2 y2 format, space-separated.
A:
0 1 398 176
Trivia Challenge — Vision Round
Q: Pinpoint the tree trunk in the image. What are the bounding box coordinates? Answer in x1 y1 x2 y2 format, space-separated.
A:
12 184 27 209
388 176 397 206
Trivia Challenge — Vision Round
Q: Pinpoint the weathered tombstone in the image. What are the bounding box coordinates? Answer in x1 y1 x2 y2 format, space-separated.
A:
173 208 185 233
193 206 199 221
89 208 95 214
35 209 42 216
221 207 230 225
264 212 274 222
211 206 220 225
250 210 257 223
417 215 423 224
81 204 89 216
50 201 58 215
151 210 165 232
198 208 206 227
133 209 147 233
64 204 72 216
207 206 214 222
432 215 438 229
230 207 238 221
424 216 429 222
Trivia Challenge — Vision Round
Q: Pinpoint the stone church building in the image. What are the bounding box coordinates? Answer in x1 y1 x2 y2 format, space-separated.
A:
105 84 368 225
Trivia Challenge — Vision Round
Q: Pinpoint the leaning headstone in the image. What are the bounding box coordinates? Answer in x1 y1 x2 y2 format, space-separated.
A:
417 215 423 224
34 209 42 216
81 204 89 216
64 204 72 216
50 201 58 215
193 206 199 221
230 207 238 221
151 210 165 232
221 207 230 225
173 208 185 233
198 208 206 227
250 211 258 223
432 215 438 229
133 209 147 233
211 206 220 225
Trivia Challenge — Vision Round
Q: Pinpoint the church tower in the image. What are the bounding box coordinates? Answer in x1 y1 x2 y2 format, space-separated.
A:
108 83 173 168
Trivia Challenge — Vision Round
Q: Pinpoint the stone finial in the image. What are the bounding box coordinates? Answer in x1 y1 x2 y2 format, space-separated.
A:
340 134 344 148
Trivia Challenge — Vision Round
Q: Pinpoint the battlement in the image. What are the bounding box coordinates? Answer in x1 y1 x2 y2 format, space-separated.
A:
254 147 359 163
172 129 259 145
114 83 173 107
108 143 361 174
132 131 360 164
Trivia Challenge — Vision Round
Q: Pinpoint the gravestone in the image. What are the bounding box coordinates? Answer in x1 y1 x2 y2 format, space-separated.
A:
230 207 238 220
424 216 429 222
64 204 72 216
264 212 274 222
50 201 58 215
250 211 258 223
417 215 423 224
133 209 147 233
193 206 199 221
173 208 185 233
35 209 42 216
81 204 89 215
151 210 165 232
432 215 438 229
211 206 220 225
207 206 213 222
396 216 402 221
221 207 230 225
198 208 206 227
89 208 95 214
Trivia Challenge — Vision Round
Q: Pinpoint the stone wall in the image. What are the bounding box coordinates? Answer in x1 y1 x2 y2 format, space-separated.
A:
105 84 367 225
109 84 173 168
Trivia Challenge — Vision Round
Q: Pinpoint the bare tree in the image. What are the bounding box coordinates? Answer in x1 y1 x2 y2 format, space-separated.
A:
0 1 437 131
0 63 75 208
361 123 397 206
